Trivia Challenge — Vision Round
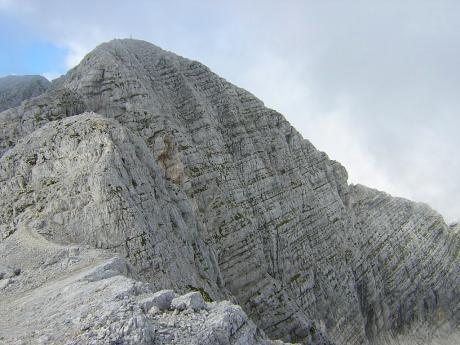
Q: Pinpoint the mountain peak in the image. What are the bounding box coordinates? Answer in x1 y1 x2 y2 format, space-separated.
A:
0 38 458 345
80 38 179 66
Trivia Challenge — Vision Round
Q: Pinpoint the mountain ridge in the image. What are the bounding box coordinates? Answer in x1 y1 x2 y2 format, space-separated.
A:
0 74 50 112
0 38 458 345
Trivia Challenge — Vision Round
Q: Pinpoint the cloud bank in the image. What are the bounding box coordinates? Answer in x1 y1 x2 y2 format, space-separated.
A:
1 0 459 222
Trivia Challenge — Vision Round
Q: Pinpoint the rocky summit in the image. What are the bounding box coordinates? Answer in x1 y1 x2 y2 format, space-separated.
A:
0 39 458 345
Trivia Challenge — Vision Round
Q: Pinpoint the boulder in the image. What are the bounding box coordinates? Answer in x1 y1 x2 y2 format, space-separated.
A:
171 291 206 311
139 289 176 312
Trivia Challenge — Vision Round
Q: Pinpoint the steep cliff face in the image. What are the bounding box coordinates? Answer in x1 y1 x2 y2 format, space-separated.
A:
0 113 223 295
0 75 50 112
0 114 283 345
348 185 459 343
0 39 458 345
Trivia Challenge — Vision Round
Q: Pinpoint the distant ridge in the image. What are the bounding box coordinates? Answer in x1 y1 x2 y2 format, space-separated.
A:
0 75 50 112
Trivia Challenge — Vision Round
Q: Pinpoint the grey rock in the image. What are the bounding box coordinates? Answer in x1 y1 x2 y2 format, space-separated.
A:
0 88 85 155
139 289 176 311
0 254 286 345
348 184 460 343
0 75 50 112
0 266 20 279
79 257 131 282
171 291 206 311
0 113 223 297
150 295 289 345
0 39 458 345
0 278 11 289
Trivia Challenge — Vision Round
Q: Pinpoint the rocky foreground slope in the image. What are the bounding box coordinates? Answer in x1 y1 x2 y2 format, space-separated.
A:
0 214 280 345
0 39 458 345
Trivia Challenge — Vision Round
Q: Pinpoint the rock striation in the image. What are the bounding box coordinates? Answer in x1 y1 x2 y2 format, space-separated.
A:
0 39 458 345
0 75 50 112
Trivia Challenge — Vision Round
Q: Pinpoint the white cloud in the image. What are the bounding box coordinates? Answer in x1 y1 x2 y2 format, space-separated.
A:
241 56 413 200
64 41 92 68
42 72 61 81
0 0 35 13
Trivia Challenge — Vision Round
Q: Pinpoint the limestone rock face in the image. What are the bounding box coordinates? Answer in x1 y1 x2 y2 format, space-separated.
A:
348 185 460 343
0 39 458 345
0 113 224 296
0 89 85 155
0 75 50 112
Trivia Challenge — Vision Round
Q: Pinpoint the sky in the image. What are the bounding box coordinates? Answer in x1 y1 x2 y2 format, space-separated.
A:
0 0 459 223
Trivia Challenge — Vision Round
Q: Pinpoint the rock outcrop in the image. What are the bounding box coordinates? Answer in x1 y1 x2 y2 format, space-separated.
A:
0 39 458 345
348 185 459 344
0 114 223 295
0 75 50 112
0 243 281 345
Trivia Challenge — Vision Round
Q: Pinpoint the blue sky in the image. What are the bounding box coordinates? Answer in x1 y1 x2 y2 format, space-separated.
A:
0 0 459 222
0 13 67 77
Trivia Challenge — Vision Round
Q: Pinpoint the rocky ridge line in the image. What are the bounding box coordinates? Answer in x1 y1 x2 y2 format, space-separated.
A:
0 39 458 345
